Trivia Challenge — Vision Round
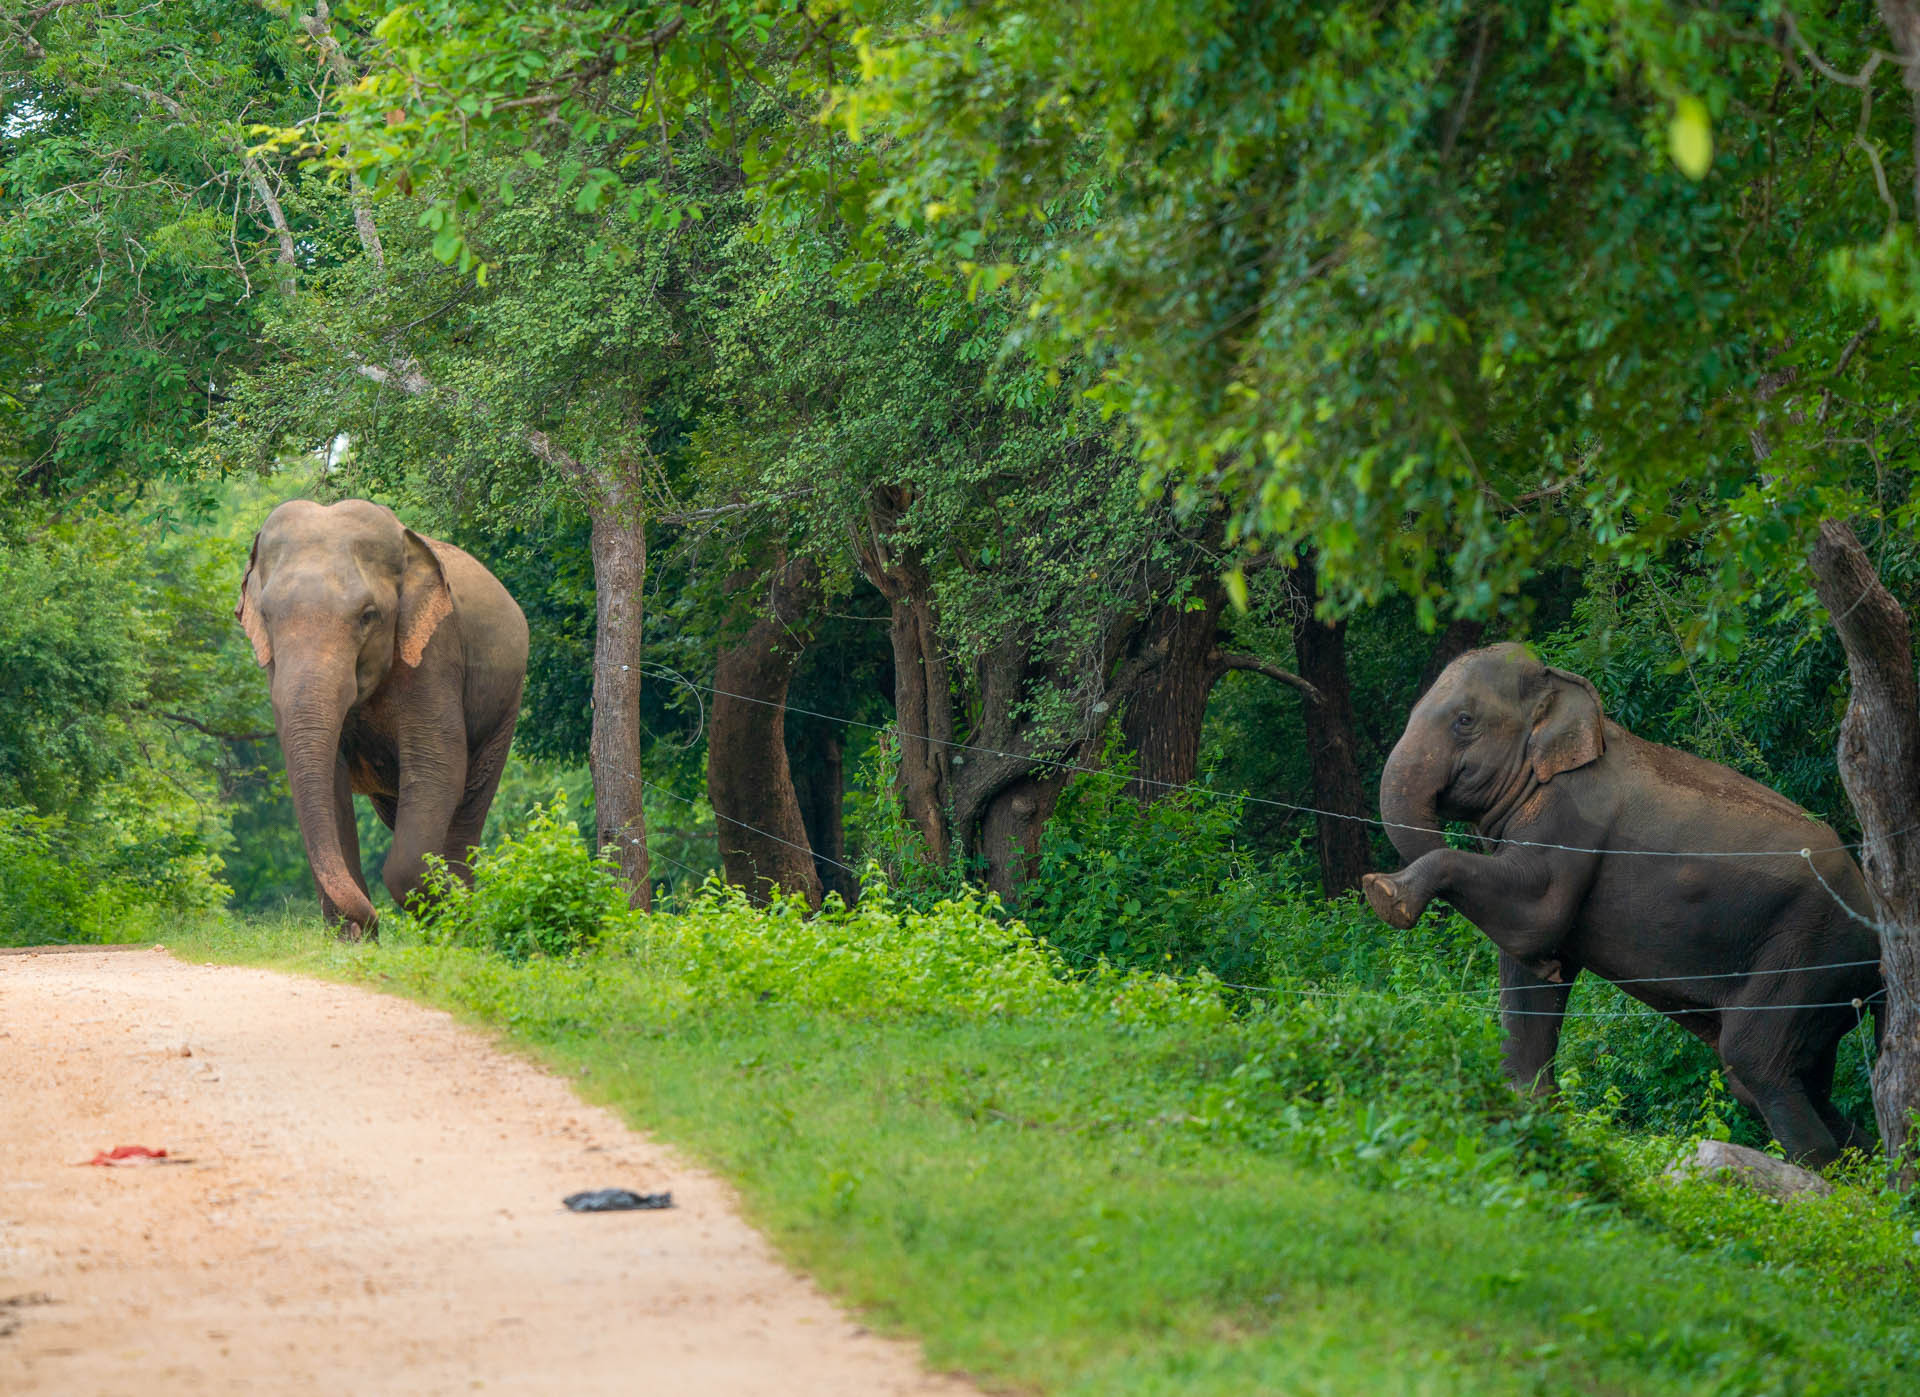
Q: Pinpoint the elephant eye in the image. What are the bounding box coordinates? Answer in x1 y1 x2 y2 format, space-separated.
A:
359 604 380 627
1451 711 1475 734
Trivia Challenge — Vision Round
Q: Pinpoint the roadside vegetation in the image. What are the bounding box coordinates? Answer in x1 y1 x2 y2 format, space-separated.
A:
15 2 1920 1389
135 785 1915 1396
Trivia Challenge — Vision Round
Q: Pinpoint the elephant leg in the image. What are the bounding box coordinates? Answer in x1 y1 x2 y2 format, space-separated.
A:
1362 843 1589 965
317 756 371 931
440 719 517 881
1803 1040 1873 1155
383 738 468 912
1499 954 1576 1097
1718 1020 1840 1167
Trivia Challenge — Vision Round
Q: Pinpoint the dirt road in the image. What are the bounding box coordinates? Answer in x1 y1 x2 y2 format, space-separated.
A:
0 947 974 1396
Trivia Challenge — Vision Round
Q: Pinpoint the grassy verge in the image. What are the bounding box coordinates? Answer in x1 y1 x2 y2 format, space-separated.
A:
156 902 1919 1397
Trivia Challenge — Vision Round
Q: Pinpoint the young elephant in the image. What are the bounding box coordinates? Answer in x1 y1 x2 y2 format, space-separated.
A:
236 499 529 938
1362 643 1882 1165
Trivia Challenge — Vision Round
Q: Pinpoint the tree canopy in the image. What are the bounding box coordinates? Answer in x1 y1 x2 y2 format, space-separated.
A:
11 0 1920 1162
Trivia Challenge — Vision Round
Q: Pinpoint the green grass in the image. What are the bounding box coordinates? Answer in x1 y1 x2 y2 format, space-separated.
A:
154 908 1920 1397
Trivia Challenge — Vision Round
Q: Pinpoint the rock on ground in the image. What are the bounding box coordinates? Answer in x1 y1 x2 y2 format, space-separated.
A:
1666 1139 1834 1201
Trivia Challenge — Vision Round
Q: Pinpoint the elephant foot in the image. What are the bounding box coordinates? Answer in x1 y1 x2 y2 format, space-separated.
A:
1362 872 1422 930
1504 1068 1559 1101
321 904 378 943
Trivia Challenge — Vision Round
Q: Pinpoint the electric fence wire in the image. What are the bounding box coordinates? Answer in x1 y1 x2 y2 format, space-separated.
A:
616 673 1896 1020
643 778 866 878
648 671 1920 864
642 840 716 886
628 773 1888 1022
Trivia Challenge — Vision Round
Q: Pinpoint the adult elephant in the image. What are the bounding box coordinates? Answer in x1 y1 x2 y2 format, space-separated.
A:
236 499 529 938
1361 643 1882 1166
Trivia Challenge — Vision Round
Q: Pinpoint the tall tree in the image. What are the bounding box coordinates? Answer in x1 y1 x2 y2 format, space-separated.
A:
1 0 314 497
1285 554 1371 896
846 0 1920 1159
706 553 825 906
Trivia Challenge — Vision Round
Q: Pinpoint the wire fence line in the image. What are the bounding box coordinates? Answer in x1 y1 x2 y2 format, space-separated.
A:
642 668 1920 863
639 839 714 886
607 674 1895 1021
623 770 1888 1019
643 778 866 878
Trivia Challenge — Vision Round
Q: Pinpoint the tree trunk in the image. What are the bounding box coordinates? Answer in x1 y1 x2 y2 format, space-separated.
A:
855 482 1160 900
1807 519 1914 1174
793 730 853 903
707 555 824 908
1288 553 1372 897
855 486 954 863
885 583 954 862
978 772 1069 903
587 485 650 909
1121 582 1229 800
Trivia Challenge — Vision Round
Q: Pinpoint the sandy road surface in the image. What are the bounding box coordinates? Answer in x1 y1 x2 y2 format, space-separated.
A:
0 947 975 1396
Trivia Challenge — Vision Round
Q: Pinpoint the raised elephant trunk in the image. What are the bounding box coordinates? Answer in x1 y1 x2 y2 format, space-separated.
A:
1378 729 1448 866
272 659 375 934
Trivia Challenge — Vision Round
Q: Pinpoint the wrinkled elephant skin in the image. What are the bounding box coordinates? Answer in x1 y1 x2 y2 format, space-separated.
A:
236 499 529 937
1369 643 1882 1166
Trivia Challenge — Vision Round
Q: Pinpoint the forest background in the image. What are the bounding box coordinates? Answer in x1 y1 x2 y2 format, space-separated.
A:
8 0 1914 1118
15 2 1920 1386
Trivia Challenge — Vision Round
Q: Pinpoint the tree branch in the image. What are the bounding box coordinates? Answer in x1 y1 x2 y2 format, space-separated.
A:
1211 650 1325 705
243 153 297 289
654 489 816 525
133 704 275 743
270 0 386 267
356 357 594 481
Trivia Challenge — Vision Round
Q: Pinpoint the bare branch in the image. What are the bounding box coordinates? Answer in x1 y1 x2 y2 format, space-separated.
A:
274 0 386 267
242 153 297 289
132 704 275 743
654 490 816 525
1211 650 1325 705
1440 12 1492 163
356 357 598 485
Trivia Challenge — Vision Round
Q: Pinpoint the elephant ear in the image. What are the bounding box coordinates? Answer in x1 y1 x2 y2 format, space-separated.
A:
1528 666 1605 782
396 529 455 668
234 534 271 667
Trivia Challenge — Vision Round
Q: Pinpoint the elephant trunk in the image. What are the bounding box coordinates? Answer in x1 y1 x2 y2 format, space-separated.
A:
272 659 375 933
1378 727 1448 868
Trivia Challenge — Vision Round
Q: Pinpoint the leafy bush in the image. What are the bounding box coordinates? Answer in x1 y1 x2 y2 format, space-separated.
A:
632 876 1232 1026
843 727 972 905
0 809 94 944
0 806 226 946
1024 751 1274 980
405 793 628 960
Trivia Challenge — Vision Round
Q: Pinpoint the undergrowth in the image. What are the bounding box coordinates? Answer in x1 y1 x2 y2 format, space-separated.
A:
0 805 225 946
123 787 1920 1392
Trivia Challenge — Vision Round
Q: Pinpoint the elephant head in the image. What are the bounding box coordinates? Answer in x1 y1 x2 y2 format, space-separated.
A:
235 499 454 932
1379 642 1605 858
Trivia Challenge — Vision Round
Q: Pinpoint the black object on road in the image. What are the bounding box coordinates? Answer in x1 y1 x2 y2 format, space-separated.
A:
563 1188 674 1212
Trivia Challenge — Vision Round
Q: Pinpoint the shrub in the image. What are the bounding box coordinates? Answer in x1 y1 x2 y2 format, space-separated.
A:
0 806 226 946
0 809 93 945
635 876 1233 1027
843 727 971 905
405 793 629 960
1024 749 1271 979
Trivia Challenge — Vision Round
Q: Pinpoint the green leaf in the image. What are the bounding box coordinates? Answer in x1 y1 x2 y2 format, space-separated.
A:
1668 97 1712 181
